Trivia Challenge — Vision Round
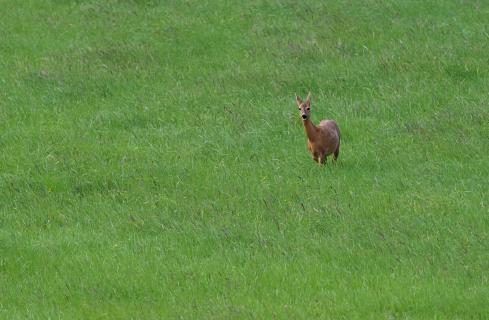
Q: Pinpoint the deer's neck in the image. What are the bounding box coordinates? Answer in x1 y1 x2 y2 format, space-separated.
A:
303 119 319 142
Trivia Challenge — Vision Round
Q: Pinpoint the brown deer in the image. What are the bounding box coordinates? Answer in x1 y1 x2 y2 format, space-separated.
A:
296 92 340 165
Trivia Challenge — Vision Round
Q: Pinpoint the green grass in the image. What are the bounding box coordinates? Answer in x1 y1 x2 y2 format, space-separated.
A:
1 0 489 318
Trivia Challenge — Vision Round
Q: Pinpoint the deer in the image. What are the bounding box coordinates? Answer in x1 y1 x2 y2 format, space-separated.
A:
296 92 340 165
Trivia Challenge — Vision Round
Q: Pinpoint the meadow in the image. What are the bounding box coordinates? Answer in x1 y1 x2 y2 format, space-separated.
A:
1 0 488 318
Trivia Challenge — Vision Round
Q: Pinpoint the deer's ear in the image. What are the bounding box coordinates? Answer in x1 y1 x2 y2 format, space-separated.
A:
305 92 311 107
295 95 303 106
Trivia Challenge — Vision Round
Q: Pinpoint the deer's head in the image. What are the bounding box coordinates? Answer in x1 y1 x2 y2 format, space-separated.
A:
296 92 311 121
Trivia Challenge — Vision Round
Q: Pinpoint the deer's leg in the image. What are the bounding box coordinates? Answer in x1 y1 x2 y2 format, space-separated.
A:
333 145 340 163
319 154 327 165
312 152 319 163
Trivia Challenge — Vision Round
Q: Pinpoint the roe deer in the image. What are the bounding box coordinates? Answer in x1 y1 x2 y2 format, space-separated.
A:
296 92 340 165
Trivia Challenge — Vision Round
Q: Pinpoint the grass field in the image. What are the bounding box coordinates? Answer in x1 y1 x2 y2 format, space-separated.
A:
1 0 489 318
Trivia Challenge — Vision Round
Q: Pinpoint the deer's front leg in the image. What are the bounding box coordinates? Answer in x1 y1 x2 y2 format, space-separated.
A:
319 154 327 165
312 151 320 163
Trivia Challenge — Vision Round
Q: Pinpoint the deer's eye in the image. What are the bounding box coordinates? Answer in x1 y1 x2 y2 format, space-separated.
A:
307 107 310 110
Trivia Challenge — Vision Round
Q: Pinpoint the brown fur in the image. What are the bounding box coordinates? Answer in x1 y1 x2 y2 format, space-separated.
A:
296 92 340 164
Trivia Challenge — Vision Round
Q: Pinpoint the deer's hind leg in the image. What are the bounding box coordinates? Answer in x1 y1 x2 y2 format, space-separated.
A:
333 144 340 162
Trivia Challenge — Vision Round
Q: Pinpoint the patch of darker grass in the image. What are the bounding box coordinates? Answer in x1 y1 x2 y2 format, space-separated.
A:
445 64 481 81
